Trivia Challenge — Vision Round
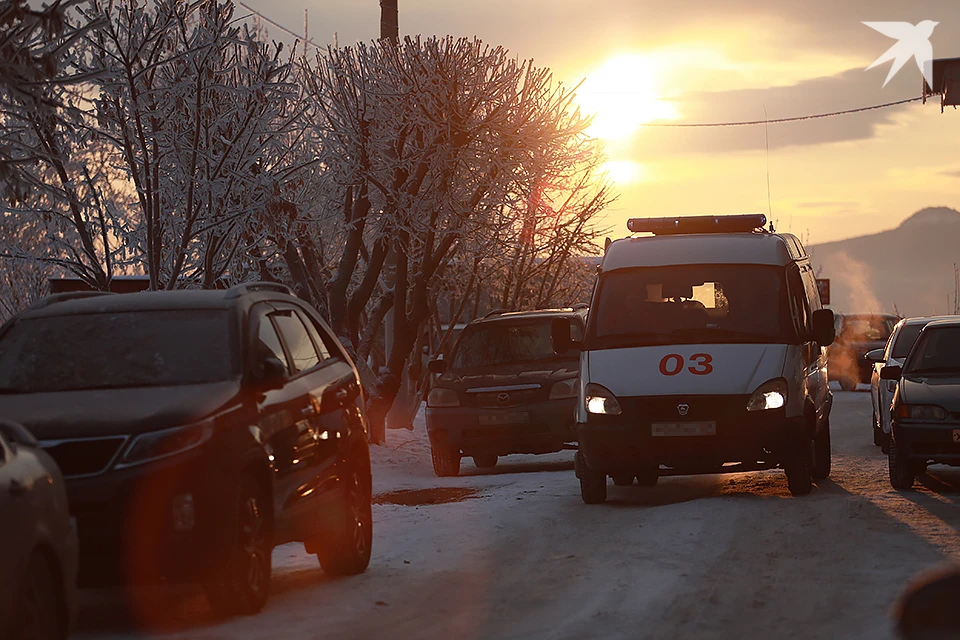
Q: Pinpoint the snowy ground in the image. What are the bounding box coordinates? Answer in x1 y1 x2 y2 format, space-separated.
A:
73 386 960 640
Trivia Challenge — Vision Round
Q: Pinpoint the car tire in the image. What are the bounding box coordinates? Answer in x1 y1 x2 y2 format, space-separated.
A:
203 475 272 617
839 377 857 392
635 466 659 487
576 451 607 504
13 551 65 640
813 422 831 481
612 474 634 486
431 443 461 477
472 454 498 469
317 452 373 577
785 443 813 496
888 437 916 490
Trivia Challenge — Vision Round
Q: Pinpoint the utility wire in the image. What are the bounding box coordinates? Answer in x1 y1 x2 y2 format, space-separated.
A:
237 1 324 50
640 96 924 128
230 6 929 130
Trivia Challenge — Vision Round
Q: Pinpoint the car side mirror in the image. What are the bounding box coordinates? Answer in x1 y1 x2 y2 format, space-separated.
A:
0 420 38 450
258 356 288 389
812 309 836 347
428 359 447 374
880 365 902 381
865 348 885 363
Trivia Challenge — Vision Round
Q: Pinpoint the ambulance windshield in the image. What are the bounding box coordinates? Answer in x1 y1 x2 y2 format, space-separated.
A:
587 264 794 349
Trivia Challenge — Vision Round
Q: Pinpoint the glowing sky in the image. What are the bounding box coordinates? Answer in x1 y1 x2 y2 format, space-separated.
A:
245 0 960 245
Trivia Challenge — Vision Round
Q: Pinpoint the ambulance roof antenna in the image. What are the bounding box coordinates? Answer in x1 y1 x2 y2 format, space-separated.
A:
768 220 775 233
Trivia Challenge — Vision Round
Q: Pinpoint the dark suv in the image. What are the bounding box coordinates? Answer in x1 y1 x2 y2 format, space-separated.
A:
425 309 585 477
0 283 372 616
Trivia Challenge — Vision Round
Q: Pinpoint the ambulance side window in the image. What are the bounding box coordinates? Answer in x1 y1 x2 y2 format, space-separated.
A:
800 264 822 311
787 266 812 339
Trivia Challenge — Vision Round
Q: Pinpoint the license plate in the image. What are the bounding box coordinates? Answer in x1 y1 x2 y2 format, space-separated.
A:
953 430 960 444
478 412 529 426
652 421 717 437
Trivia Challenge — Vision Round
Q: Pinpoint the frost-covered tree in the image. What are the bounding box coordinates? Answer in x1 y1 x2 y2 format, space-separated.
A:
302 36 611 441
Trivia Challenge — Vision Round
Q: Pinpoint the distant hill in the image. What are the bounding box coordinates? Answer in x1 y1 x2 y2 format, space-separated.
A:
809 207 960 317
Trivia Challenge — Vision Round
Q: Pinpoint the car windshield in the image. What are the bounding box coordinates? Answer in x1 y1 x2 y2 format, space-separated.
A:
841 315 897 343
586 264 794 349
450 319 581 369
904 326 960 375
0 310 236 392
891 323 926 360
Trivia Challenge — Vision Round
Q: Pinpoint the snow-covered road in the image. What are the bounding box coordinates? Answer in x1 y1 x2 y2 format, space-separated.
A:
73 390 960 640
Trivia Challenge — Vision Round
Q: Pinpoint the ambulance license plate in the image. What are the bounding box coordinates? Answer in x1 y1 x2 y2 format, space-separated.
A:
479 412 529 426
652 421 717 437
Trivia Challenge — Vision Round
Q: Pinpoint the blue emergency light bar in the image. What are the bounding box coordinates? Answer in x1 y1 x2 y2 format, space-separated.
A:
627 214 768 235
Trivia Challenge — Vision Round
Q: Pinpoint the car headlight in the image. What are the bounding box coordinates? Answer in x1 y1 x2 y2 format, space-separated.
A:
746 378 787 412
117 420 214 468
896 404 948 421
427 387 460 408
549 379 578 400
585 383 621 415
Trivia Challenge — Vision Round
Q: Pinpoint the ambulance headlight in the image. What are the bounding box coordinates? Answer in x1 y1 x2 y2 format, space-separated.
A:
585 383 622 415
746 378 787 412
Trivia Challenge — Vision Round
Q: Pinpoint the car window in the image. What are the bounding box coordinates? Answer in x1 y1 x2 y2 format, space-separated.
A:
451 320 565 369
840 316 897 342
787 266 812 338
271 311 321 373
891 323 925 360
0 310 235 392
800 265 822 311
295 309 336 361
905 326 960 374
256 315 288 371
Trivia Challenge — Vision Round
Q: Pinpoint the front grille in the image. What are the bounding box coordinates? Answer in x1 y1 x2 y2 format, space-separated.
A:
631 395 751 424
40 436 128 478
467 388 544 408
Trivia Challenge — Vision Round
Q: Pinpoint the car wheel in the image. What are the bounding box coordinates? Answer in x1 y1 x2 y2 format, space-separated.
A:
635 466 659 487
13 551 64 640
839 377 857 392
888 437 916 490
813 422 831 481
204 474 272 617
317 452 373 577
785 443 813 496
576 451 607 504
431 442 461 477
612 474 634 486
472 454 498 469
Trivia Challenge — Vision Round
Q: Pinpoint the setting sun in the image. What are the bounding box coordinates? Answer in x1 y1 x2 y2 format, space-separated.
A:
576 53 677 140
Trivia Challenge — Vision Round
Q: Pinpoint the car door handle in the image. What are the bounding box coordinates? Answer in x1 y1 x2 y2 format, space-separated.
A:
335 389 349 402
301 405 317 417
8 478 28 497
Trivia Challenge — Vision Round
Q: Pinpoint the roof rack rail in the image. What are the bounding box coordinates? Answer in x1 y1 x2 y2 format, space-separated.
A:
224 281 294 300
571 303 589 310
29 291 116 310
627 214 767 235
481 308 512 319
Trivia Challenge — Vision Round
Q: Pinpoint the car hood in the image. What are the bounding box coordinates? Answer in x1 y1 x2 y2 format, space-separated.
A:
0 381 242 439
899 375 960 413
439 359 579 391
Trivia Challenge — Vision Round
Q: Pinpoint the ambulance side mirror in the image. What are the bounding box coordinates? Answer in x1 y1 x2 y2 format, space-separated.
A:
552 318 581 355
812 309 835 347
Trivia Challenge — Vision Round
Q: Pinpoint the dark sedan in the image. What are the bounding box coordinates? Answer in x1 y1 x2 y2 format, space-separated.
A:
883 318 960 489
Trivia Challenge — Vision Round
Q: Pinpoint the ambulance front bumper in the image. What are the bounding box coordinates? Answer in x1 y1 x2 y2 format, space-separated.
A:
577 394 806 475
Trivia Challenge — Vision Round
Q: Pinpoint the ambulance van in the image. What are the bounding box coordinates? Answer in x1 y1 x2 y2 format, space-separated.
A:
551 214 836 503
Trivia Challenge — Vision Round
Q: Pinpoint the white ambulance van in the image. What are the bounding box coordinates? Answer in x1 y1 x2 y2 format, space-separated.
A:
552 214 836 503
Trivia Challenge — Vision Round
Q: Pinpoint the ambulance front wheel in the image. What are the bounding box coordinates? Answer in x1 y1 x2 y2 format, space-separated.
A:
576 451 607 504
